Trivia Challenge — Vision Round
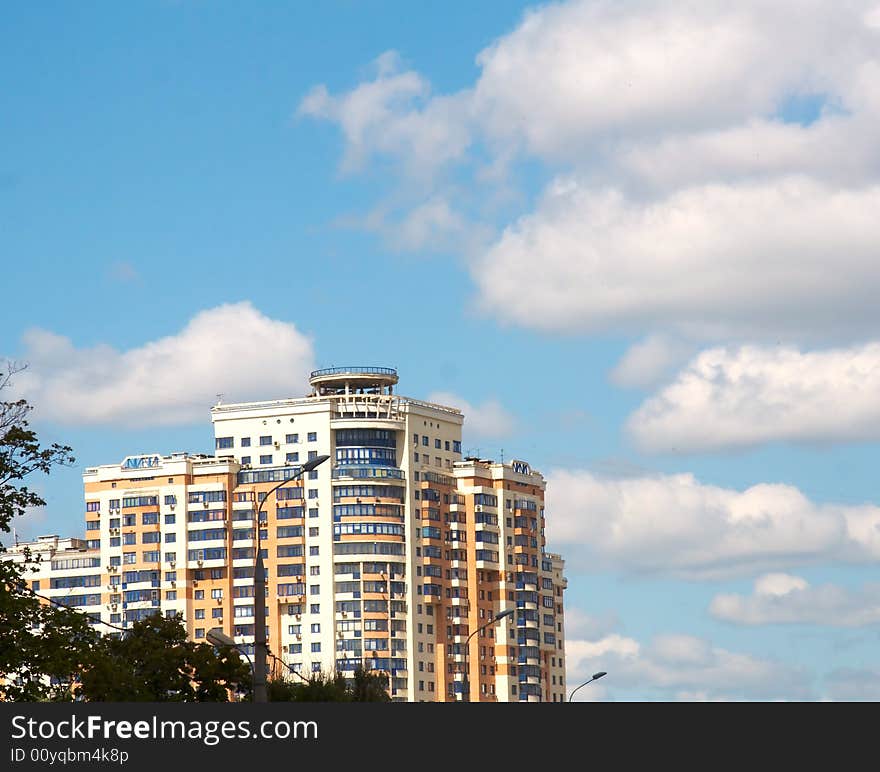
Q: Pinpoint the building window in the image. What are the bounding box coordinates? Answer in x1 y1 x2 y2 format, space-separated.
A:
310 604 320 614
241 437 251 447
286 452 299 463
286 434 298 444
309 546 319 556
308 527 319 537
195 590 204 600
435 439 441 449
241 456 251 465
310 584 320 595
260 436 272 446
216 437 233 449
308 508 318 518
310 566 320 576
422 436 429 446
195 629 205 639
260 455 273 465
311 623 320 633
307 432 317 442
195 609 205 619
308 490 318 499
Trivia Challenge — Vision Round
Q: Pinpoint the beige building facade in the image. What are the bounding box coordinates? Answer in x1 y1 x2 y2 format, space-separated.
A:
10 367 568 701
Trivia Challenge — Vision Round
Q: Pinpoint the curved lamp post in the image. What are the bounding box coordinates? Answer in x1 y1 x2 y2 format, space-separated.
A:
253 454 330 703
207 626 254 699
568 671 607 701
462 606 515 702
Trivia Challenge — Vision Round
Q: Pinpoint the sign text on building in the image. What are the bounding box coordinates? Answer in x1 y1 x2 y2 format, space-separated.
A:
121 455 161 470
511 460 531 475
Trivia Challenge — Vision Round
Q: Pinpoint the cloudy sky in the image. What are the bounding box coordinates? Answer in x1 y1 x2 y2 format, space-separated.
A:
3 0 880 701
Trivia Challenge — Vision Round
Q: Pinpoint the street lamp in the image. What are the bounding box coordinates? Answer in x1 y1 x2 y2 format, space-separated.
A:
568 671 607 701
462 606 515 703
207 626 254 699
252 454 330 703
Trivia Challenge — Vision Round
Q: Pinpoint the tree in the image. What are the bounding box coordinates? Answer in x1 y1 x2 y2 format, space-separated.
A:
0 361 94 701
267 666 390 702
350 666 391 702
77 613 251 702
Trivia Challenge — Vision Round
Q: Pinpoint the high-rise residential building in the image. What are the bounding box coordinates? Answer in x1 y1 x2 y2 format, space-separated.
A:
9 367 568 702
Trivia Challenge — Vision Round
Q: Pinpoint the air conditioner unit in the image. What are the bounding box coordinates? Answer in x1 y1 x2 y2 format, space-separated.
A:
171 581 176 587
170 561 176 568
337 631 343 638
295 614 301 620
282 645 289 653
197 560 204 567
216 597 223 605
341 611 347 617
169 503 175 510
274 442 280 449
475 505 483 512
193 580 199 587
203 502 209 508
111 603 117 611
296 634 301 640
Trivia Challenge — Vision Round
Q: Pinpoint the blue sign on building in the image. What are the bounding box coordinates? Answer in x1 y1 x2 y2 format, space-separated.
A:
122 455 161 470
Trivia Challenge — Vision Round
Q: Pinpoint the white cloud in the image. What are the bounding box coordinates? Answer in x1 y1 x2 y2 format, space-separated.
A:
298 51 472 177
545 470 880 579
627 342 880 452
8 303 315 427
564 607 621 640
754 573 809 597
474 177 880 339
356 197 493 256
472 0 876 158
824 668 880 700
427 391 515 438
303 2 880 171
710 573 880 626
108 260 140 283
304 2 880 341
567 629 811 701
610 334 697 389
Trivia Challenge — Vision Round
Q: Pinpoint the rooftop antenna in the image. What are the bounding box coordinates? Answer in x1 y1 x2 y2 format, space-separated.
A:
216 393 224 406
500 448 504 464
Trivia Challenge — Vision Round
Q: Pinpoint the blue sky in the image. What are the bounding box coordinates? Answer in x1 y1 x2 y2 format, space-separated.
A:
4 0 880 700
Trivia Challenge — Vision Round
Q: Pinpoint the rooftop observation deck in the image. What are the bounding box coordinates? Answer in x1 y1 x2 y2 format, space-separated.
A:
309 366 399 396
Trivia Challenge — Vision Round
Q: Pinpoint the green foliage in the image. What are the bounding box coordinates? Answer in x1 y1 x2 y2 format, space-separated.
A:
77 613 251 702
267 666 391 702
0 366 249 702
0 362 86 701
